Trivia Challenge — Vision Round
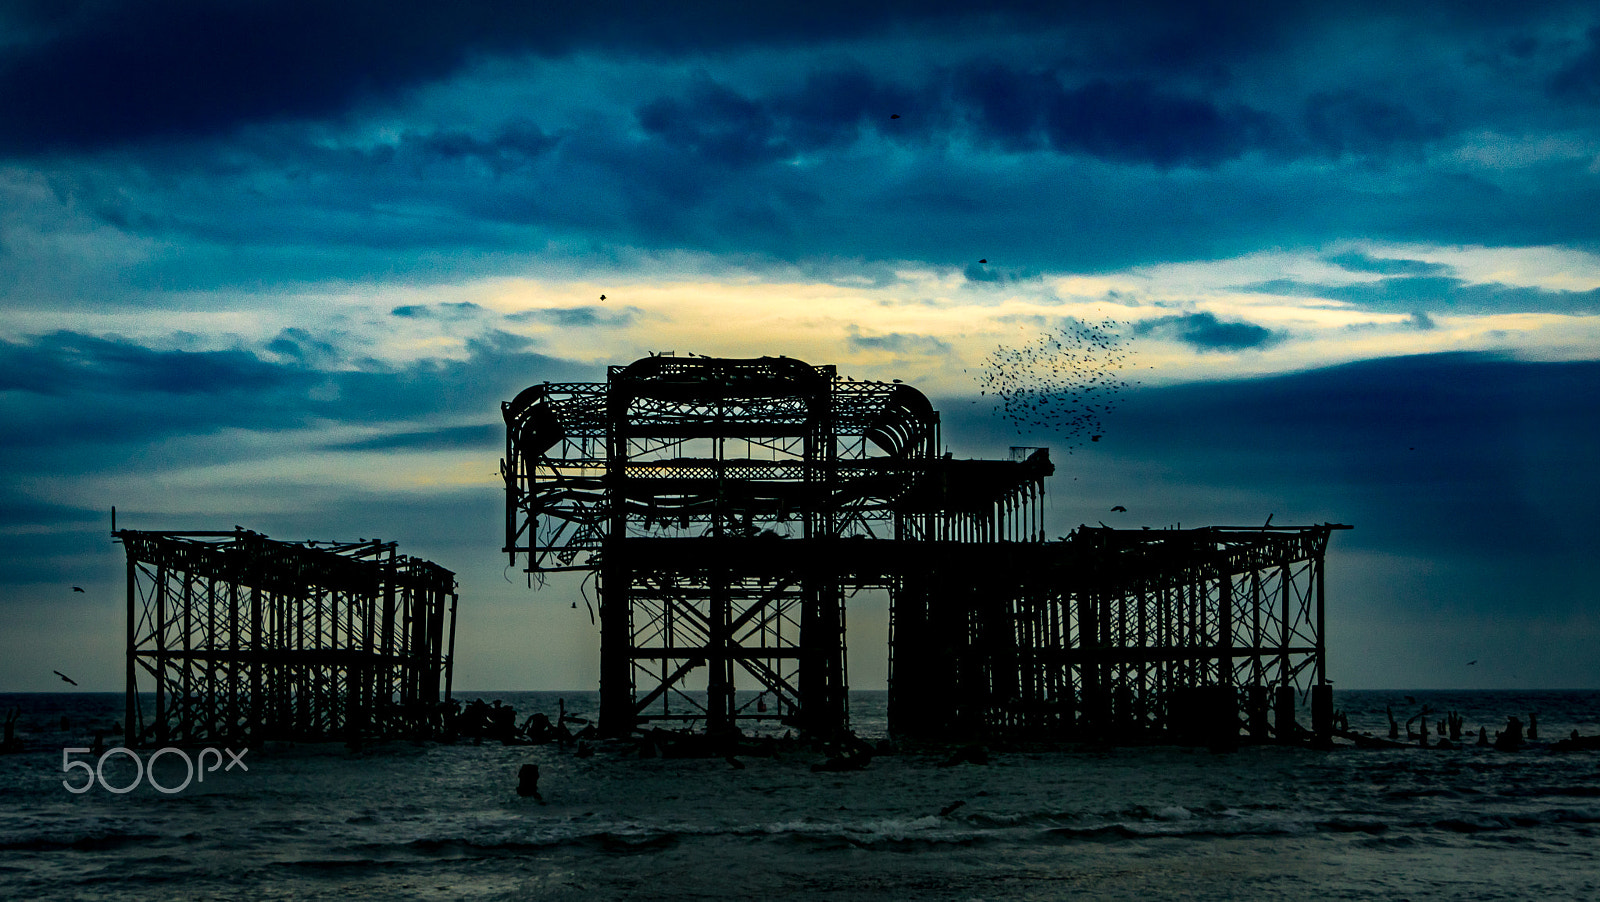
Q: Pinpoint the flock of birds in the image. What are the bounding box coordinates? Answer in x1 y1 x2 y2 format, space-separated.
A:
972 318 1136 451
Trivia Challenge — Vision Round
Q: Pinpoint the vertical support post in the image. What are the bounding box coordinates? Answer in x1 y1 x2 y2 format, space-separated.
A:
1217 570 1234 688
1248 684 1270 741
1312 545 1332 743
597 565 635 738
444 587 458 707
250 576 262 744
1077 587 1099 734
154 562 167 746
1315 547 1327 687
125 552 137 747
707 569 732 735
1276 684 1298 743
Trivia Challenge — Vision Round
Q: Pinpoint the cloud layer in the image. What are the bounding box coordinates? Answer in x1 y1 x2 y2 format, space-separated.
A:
3 2 1599 691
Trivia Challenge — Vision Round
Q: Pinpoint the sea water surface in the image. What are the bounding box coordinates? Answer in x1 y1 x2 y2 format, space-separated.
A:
3 690 1599 900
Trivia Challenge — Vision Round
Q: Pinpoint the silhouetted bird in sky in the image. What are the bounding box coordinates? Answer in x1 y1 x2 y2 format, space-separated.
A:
890 113 901 119
1110 505 1127 512
600 294 606 301
72 586 84 593
1467 660 1478 666
979 258 987 264
54 671 77 686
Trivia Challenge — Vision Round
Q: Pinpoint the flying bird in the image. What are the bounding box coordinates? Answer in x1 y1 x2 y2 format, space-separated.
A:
979 258 987 264
1467 660 1478 666
1110 505 1126 512
54 671 78 686
890 113 901 119
72 586 85 593
599 294 606 301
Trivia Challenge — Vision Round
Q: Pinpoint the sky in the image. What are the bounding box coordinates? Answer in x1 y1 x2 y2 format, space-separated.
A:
2 1 1599 693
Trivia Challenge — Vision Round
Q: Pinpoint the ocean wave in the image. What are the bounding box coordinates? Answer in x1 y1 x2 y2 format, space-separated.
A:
0 832 162 852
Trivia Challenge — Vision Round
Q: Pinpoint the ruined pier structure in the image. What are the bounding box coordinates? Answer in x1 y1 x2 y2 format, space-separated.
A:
117 529 457 747
503 355 1347 742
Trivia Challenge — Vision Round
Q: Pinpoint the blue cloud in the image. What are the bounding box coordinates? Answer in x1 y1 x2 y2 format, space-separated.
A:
1244 276 1600 315
324 424 501 453
1302 90 1444 158
389 302 487 319
0 330 594 457
846 327 952 356
1323 252 1452 277
505 306 641 328
1134 312 1279 352
1548 24 1600 103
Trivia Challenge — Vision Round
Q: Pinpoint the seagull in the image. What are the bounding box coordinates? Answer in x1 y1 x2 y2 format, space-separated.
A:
1467 660 1478 666
890 113 901 119
54 671 78 687
72 586 85 593
979 258 987 264
1110 505 1127 512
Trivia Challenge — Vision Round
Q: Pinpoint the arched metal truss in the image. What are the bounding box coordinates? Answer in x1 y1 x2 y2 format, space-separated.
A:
505 355 1347 742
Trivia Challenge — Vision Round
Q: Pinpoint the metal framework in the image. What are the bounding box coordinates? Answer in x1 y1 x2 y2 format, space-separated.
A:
504 355 1347 743
889 524 1348 742
116 528 457 747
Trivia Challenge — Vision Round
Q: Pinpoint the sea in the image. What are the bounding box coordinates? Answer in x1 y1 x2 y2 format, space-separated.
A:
3 689 1599 901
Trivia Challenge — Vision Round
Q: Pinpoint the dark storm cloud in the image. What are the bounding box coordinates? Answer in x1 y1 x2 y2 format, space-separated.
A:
0 329 594 456
1301 90 1445 158
0 330 304 398
0 0 1152 155
1134 312 1280 352
401 121 560 174
1245 276 1600 315
985 352 1600 576
638 63 1289 170
2 2 1598 282
1547 24 1600 102
3 1 1519 160
1039 78 1283 167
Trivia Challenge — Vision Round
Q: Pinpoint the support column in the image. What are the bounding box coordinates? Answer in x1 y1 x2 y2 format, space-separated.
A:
1275 685 1298 743
124 553 136 747
1312 684 1334 743
597 563 635 738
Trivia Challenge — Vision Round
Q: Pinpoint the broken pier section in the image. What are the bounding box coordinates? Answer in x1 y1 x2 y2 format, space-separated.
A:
503 355 1348 744
116 528 457 747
